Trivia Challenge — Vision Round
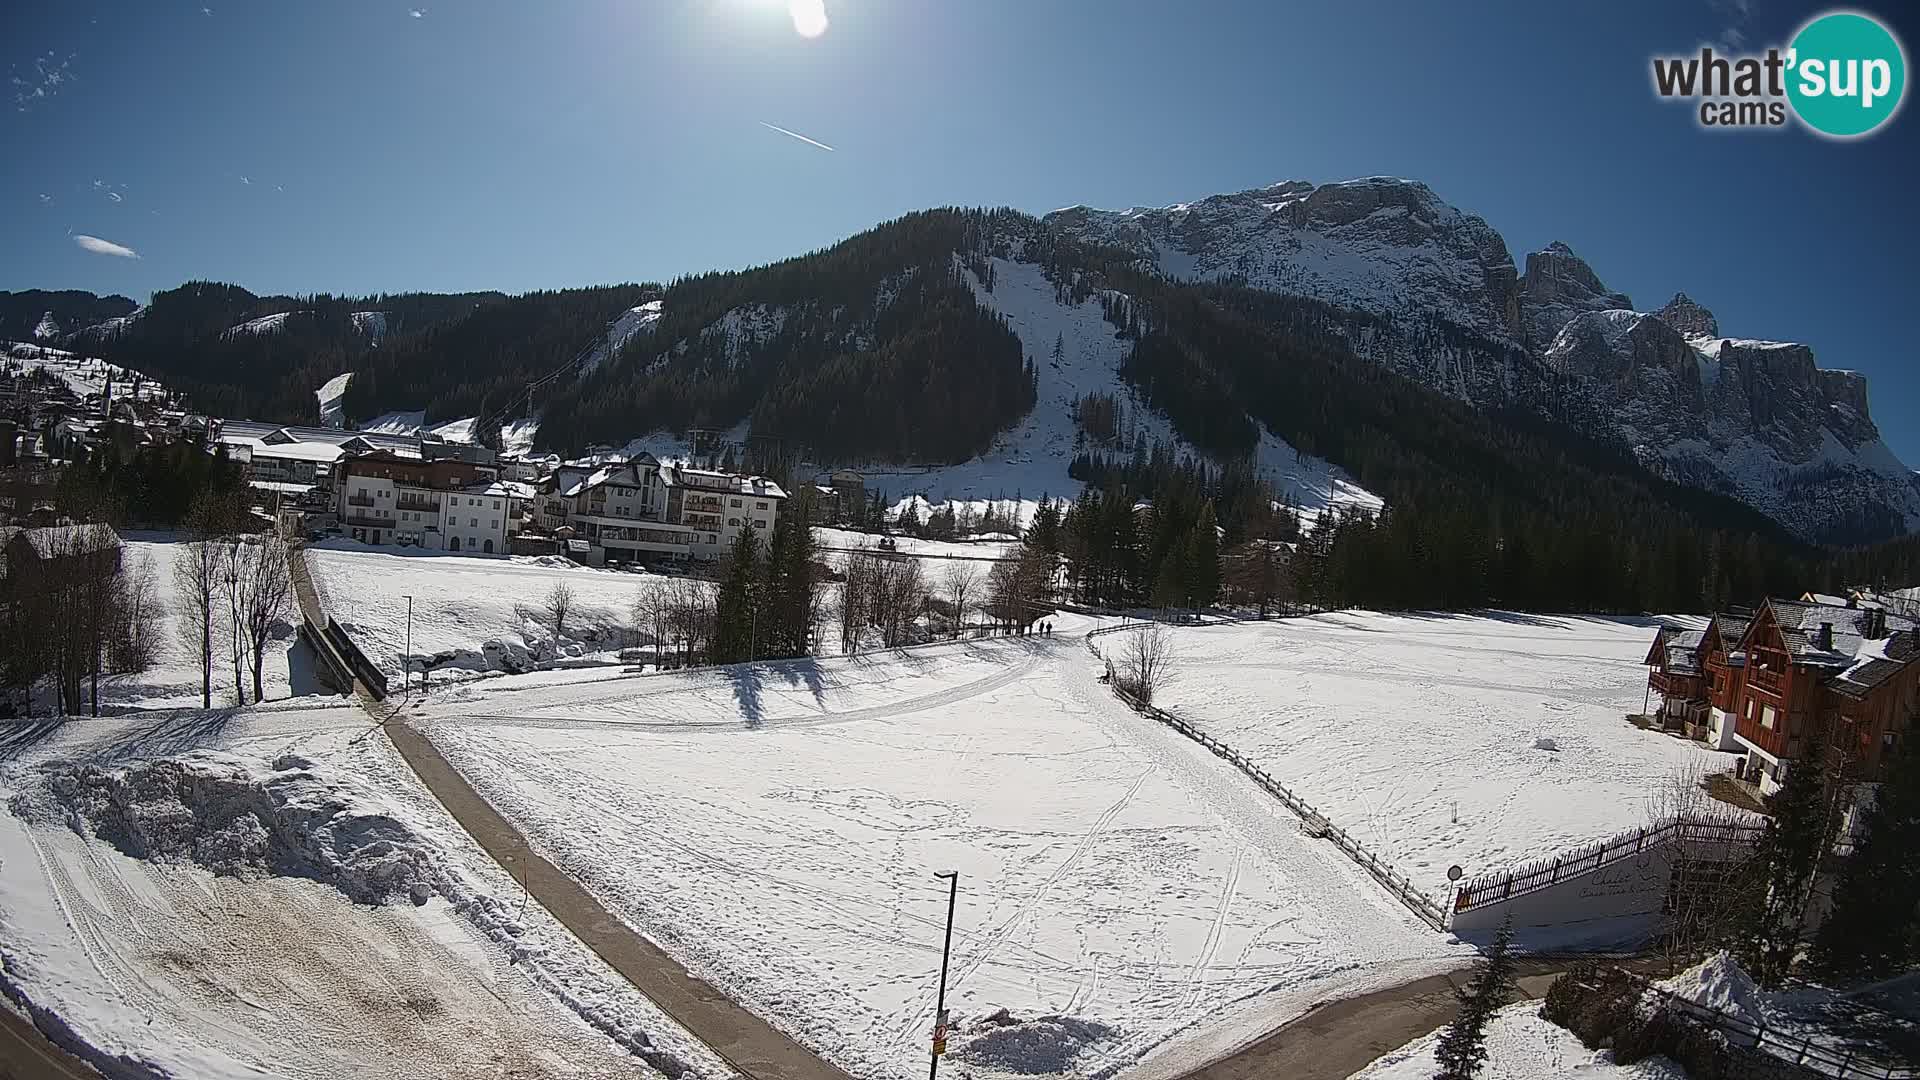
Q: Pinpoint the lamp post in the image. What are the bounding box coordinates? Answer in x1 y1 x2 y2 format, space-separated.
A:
930 870 959 1080
402 594 413 695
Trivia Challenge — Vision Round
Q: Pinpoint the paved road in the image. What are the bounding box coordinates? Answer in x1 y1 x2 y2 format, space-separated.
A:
289 546 854 1080
0 1005 99 1080
1171 956 1666 1080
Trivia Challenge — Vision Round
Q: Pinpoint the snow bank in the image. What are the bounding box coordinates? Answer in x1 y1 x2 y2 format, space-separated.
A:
1655 951 1766 1025
952 1012 1123 1075
1350 1000 1688 1079
12 752 434 905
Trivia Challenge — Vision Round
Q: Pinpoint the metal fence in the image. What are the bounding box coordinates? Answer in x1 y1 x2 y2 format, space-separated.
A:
1453 817 1766 913
1622 971 1915 1079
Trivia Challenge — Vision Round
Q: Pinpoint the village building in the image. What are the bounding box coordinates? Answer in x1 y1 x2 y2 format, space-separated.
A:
530 453 786 564
334 451 521 552
1647 596 1919 801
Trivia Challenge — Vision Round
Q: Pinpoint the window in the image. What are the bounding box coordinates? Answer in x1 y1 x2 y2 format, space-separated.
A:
754 519 767 529
1886 732 1899 752
490 520 499 530
756 501 767 510
728 517 740 527
1761 704 1777 729
730 498 742 507
707 534 717 544
470 517 479 527
492 500 500 510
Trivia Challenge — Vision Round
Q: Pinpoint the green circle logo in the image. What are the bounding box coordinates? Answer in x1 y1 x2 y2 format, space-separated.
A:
1787 11 1907 137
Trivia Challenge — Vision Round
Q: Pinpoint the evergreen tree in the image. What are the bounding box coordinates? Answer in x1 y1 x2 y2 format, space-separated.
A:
1812 733 1920 979
1186 501 1221 607
712 528 762 663
1432 919 1516 1080
1740 739 1836 987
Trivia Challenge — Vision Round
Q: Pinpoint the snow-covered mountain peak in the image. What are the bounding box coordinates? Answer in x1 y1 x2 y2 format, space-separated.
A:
1517 242 1633 349
1044 176 1522 340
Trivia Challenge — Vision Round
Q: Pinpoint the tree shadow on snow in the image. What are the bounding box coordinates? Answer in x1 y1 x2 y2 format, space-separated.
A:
0 719 68 763
726 664 765 729
81 708 243 764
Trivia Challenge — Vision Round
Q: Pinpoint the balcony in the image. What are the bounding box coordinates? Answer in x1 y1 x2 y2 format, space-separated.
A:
1748 667 1785 695
341 513 389 528
346 495 375 508
1648 670 1702 698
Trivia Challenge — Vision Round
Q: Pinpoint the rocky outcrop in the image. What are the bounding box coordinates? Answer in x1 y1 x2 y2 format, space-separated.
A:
1046 177 1524 341
1654 292 1719 338
1518 242 1633 349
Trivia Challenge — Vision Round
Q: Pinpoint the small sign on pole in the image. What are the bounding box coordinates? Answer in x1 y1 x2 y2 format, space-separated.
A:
932 1009 948 1057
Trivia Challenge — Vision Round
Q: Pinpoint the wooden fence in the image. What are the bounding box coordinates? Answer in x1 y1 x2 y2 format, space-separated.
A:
1093 661 1450 931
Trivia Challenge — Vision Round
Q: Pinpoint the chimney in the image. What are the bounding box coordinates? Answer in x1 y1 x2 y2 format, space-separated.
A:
1817 622 1834 651
1847 594 1859 609
1864 608 1888 640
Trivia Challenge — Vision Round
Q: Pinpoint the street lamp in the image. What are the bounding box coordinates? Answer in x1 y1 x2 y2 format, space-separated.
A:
402 594 413 695
930 870 959 1080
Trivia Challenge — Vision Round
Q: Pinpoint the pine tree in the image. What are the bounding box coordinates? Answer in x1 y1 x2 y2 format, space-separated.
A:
1812 732 1920 979
1432 919 1516 1080
1740 739 1836 987
712 529 761 663
1186 501 1221 607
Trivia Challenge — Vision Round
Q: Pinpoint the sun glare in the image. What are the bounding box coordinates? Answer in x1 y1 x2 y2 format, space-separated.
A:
788 0 828 38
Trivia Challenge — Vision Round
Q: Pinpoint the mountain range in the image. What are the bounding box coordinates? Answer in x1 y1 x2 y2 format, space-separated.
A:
6 176 1915 547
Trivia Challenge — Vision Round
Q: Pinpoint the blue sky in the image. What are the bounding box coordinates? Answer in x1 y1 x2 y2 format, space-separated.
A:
4 1 1917 462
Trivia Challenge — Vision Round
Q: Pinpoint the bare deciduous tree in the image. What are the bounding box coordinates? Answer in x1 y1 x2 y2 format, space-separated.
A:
943 562 979 639
1118 624 1175 705
868 556 927 648
544 582 576 642
174 499 228 709
1646 762 1767 975
238 534 295 703
840 550 876 655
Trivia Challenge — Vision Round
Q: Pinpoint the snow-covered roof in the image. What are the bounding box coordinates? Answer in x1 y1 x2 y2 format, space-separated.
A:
663 464 786 499
249 479 318 495
464 480 536 500
247 440 347 463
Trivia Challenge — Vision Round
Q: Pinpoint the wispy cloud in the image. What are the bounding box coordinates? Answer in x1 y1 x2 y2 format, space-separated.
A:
106 191 122 202
74 234 140 259
410 8 427 18
11 52 75 112
758 121 835 152
239 175 252 185
38 193 53 205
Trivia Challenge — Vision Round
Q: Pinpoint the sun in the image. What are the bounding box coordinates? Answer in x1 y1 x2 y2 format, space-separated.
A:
788 0 828 38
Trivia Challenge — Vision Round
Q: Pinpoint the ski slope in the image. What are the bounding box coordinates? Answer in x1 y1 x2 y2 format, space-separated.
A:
1148 612 1734 897
411 620 1464 1080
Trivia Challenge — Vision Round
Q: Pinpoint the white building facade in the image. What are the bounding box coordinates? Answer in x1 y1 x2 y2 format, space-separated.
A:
538 453 785 563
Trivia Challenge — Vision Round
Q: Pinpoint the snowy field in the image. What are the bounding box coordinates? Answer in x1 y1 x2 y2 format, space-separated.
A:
305 542 683 680
0 703 726 1080
1148 612 1731 897
412 618 1465 1080
4 341 168 402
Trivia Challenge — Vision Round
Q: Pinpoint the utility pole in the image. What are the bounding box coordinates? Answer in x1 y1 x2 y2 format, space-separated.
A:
930 870 958 1080
403 594 413 695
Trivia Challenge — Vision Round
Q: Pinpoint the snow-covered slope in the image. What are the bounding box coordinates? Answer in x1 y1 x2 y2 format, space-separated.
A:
350 310 387 343
582 300 663 374
315 371 353 428
850 253 1381 524
4 341 169 403
31 311 58 339
221 310 301 339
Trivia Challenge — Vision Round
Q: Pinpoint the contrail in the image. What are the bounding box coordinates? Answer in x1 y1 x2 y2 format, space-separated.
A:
758 121 835 152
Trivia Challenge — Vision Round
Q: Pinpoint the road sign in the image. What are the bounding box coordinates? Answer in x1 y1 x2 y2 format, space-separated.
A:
1446 865 1464 882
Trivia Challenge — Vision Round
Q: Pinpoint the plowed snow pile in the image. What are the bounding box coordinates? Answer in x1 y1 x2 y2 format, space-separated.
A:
12 752 434 905
952 1012 1122 1075
1655 951 1767 1024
